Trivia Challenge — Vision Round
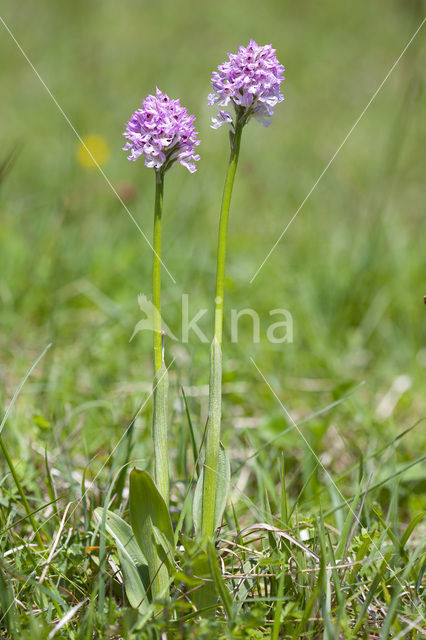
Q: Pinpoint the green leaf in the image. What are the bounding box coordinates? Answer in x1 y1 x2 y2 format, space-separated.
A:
130 468 174 551
201 337 223 537
271 558 286 640
207 540 233 623
177 534 217 615
0 566 17 637
94 508 149 612
400 511 425 549
181 386 200 478
193 443 230 534
335 480 364 559
152 362 169 504
129 468 174 600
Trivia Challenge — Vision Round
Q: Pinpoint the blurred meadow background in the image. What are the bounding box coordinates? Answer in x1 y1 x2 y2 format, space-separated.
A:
0 0 425 634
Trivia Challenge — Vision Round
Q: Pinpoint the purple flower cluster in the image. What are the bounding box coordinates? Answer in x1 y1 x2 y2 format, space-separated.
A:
123 88 200 173
208 40 285 130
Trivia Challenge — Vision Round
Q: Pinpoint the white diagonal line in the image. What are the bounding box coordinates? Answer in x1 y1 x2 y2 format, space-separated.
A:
0 358 174 623
250 356 425 623
0 14 176 284
38 502 73 584
250 17 425 283
0 344 51 437
47 599 86 639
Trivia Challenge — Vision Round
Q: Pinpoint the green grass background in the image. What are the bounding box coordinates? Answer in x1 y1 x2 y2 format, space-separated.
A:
0 0 425 535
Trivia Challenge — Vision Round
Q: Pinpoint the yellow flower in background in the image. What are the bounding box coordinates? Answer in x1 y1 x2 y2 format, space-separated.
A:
77 135 110 169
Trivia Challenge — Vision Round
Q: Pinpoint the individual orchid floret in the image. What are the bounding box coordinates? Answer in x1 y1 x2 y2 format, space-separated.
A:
208 39 285 130
123 88 200 173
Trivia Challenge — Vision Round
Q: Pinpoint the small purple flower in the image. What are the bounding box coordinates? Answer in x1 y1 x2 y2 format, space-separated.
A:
123 88 200 173
208 40 285 130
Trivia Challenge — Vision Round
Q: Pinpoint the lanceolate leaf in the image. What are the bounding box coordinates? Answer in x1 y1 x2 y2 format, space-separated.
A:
129 468 174 600
335 481 364 560
193 443 230 534
129 468 174 550
207 540 233 622
94 508 149 612
400 511 426 549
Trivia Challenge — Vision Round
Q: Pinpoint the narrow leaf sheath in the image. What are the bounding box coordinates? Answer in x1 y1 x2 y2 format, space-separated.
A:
201 337 222 538
153 362 169 504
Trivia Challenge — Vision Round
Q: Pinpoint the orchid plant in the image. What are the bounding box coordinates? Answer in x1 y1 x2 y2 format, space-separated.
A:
202 40 285 538
95 41 284 615
122 87 200 509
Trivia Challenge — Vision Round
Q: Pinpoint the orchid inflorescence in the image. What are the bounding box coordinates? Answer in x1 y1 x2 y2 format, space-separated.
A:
123 87 200 173
117 40 285 607
208 39 285 131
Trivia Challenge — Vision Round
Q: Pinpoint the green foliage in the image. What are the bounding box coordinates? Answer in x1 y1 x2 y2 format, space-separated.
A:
94 508 149 613
201 338 223 537
193 443 230 534
129 468 174 602
0 0 425 637
152 363 169 505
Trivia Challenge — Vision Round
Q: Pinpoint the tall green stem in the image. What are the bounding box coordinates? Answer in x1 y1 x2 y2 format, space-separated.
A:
201 122 243 538
152 170 169 507
150 170 170 600
213 123 243 346
153 171 164 374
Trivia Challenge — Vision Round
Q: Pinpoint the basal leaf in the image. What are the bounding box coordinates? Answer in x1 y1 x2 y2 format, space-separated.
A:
193 443 230 534
94 507 149 612
129 468 174 600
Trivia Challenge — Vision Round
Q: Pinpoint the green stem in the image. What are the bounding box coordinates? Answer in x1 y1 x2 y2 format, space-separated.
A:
201 121 243 538
152 170 169 507
0 436 44 547
150 170 170 599
213 123 243 346
153 171 164 373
